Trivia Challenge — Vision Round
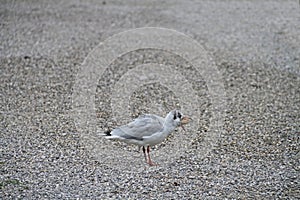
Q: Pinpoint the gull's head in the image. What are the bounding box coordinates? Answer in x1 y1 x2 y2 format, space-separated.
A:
165 110 190 130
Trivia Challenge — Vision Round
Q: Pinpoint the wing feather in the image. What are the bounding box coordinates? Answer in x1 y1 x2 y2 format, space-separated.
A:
111 114 164 139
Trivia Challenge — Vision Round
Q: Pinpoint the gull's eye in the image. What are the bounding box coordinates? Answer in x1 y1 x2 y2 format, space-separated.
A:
177 112 182 119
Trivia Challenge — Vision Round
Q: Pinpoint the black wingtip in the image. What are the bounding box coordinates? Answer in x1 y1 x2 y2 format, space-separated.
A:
104 129 112 136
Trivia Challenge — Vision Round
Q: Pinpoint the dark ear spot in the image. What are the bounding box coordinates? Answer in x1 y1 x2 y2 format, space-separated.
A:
173 112 177 120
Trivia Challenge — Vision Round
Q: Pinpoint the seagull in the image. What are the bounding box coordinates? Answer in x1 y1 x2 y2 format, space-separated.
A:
104 110 190 166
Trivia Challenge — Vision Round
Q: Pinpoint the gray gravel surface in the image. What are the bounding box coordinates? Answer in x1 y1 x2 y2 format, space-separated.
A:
1 0 300 199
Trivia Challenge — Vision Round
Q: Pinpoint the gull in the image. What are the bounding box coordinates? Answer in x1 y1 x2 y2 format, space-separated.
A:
104 110 190 166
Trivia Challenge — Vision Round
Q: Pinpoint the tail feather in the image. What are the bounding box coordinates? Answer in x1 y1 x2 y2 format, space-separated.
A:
105 135 121 140
98 129 112 136
104 129 112 136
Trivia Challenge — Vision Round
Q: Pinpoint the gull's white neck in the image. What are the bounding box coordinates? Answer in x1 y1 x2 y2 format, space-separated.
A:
161 121 177 137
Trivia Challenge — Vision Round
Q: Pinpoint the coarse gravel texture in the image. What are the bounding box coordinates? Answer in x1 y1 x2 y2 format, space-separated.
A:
1 0 300 199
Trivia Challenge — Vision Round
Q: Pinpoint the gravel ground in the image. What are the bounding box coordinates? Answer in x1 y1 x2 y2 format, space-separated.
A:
1 0 300 199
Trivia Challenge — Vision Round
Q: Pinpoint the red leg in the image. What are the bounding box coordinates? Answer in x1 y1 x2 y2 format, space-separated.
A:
142 146 147 162
146 146 157 166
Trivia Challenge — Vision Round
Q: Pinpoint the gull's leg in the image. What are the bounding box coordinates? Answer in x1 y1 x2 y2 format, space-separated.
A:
142 146 147 162
146 146 157 166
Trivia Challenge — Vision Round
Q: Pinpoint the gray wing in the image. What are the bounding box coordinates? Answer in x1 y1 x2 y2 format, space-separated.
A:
111 114 164 139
